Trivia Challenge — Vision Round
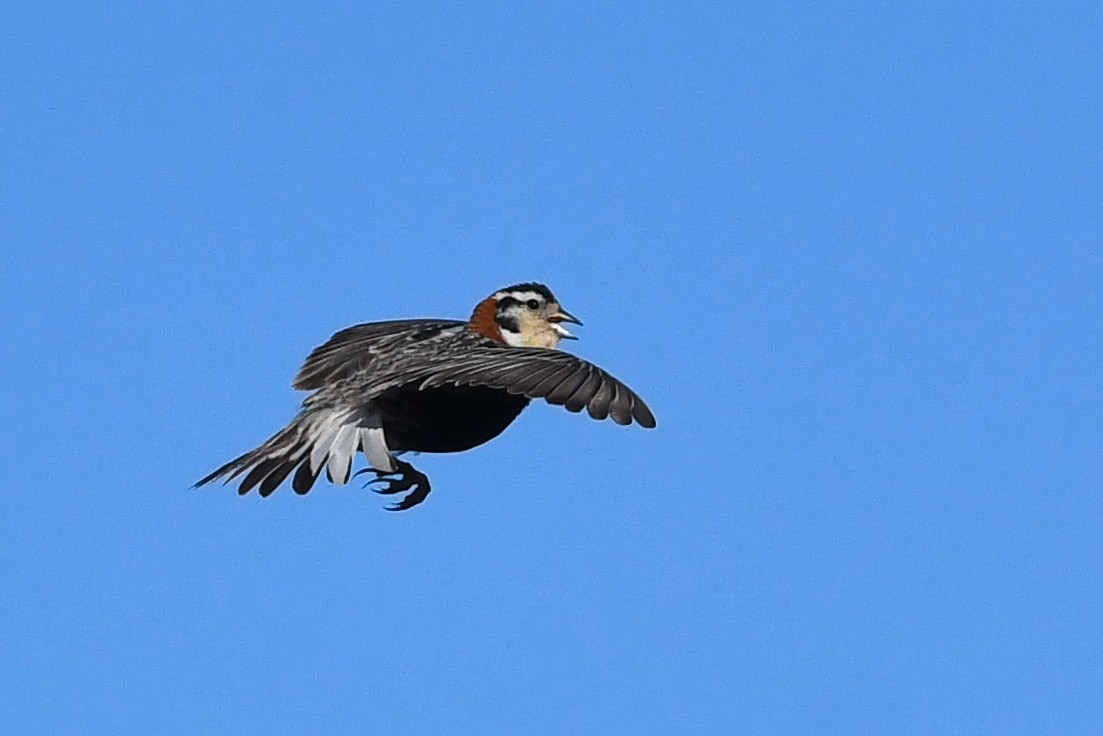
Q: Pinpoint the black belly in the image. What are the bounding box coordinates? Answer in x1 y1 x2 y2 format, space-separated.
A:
376 385 530 453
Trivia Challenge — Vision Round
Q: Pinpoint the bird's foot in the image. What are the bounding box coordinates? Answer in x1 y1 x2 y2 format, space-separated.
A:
354 459 432 511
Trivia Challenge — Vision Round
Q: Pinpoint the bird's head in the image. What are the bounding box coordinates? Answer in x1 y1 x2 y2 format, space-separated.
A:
468 282 583 348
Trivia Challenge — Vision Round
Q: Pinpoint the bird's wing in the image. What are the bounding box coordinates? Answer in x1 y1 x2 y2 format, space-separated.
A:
414 347 657 428
293 319 464 391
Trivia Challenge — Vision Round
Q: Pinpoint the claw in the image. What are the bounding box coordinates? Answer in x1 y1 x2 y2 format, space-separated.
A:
356 467 404 494
353 467 391 481
372 476 417 497
356 460 432 510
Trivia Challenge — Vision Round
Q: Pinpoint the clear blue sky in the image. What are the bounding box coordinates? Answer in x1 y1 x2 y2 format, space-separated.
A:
2 1 1100 733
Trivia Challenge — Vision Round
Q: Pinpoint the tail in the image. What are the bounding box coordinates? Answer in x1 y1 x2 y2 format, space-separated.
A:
194 406 396 497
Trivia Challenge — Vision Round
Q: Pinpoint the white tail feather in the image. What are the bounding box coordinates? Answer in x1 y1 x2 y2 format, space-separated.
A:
198 403 398 495
359 422 396 473
326 424 358 484
309 422 341 473
297 406 396 485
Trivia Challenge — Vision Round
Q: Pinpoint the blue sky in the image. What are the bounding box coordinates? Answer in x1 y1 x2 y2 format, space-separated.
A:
2 1 1100 733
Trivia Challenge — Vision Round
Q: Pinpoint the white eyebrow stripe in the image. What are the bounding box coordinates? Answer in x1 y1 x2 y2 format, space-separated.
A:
494 290 545 303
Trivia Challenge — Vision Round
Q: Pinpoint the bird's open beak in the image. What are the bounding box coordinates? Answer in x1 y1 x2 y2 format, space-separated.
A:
548 308 583 340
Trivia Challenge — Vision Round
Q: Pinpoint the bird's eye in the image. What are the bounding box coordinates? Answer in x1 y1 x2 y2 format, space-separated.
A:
526 299 540 310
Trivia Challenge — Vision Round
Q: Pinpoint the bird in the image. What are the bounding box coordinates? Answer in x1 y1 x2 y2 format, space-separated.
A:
195 282 656 510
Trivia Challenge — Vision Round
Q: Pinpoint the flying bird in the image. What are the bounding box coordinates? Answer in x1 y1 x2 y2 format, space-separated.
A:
196 282 656 510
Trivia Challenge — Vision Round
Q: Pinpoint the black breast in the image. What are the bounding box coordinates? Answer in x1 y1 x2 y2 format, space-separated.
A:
376 385 530 454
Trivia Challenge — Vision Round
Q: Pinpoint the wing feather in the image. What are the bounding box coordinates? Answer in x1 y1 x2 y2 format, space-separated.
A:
564 365 602 413
530 364 579 398
511 362 571 397
417 348 656 428
609 380 632 425
239 456 283 496
586 375 615 421
258 459 300 497
294 319 464 391
544 367 589 405
630 395 657 428
292 460 320 495
195 406 397 497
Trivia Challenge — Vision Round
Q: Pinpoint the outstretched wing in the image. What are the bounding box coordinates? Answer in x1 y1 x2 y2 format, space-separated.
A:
414 347 657 428
293 319 464 391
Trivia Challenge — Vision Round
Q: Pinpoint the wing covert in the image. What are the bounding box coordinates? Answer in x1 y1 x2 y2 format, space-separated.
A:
293 319 464 391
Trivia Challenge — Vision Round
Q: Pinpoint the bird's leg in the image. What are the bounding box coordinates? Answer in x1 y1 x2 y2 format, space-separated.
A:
354 459 432 511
